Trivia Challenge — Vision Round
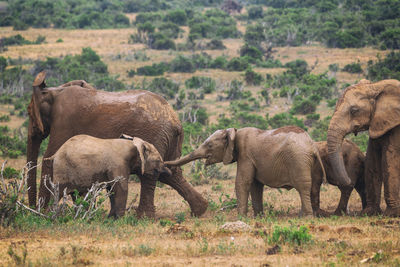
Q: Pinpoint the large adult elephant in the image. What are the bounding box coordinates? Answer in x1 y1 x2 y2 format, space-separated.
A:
26 71 208 217
327 79 400 217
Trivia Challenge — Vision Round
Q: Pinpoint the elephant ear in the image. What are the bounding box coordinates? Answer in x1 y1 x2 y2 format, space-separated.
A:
223 128 237 165
132 137 146 175
369 82 400 139
28 71 47 134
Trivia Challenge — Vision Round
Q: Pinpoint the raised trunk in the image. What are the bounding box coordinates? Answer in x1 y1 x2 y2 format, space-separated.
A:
327 125 352 186
26 122 43 207
165 149 206 166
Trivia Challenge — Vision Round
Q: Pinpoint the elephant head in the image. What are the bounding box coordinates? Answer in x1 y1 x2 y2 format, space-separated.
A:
165 128 237 166
120 134 172 177
327 79 400 186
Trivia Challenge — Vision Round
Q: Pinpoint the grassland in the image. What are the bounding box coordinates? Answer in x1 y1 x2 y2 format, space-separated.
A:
0 24 399 266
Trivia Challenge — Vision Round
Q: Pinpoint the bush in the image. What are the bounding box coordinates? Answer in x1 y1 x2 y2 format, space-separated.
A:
164 9 187 25
367 52 400 81
170 55 195 73
247 6 264 19
227 57 249 71
211 56 228 69
240 44 263 63
0 56 7 72
136 62 169 76
268 113 306 130
268 225 312 246
146 77 179 99
149 33 176 50
3 167 19 179
185 76 216 93
158 22 181 39
342 62 363 73
245 67 263 85
290 97 317 115
379 28 400 50
205 39 226 50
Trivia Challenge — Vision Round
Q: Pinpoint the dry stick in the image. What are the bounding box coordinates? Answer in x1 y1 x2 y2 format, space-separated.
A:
16 201 49 218
0 160 7 191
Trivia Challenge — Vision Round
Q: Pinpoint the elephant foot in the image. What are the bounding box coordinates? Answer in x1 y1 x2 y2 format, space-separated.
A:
136 206 156 219
383 206 400 217
314 209 330 217
361 206 382 216
189 197 208 217
333 209 347 216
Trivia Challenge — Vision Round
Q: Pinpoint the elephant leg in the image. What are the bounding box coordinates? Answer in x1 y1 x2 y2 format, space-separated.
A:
362 138 383 215
107 185 116 218
354 177 367 210
250 179 264 217
310 166 329 217
334 186 353 215
295 176 313 217
136 174 157 218
382 134 400 217
235 161 255 217
112 178 128 218
158 166 208 217
37 156 53 209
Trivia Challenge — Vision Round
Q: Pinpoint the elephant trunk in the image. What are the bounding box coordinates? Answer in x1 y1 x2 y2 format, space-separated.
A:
26 121 43 207
327 122 352 187
165 148 206 166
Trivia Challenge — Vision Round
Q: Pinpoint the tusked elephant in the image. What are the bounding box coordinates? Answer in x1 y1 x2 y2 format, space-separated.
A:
312 139 366 216
166 126 325 217
44 134 171 218
327 79 400 217
27 71 208 217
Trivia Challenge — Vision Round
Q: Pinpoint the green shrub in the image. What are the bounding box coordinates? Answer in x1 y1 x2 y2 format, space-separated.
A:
227 57 249 71
342 62 363 73
290 97 317 115
3 167 19 179
268 225 312 246
240 44 263 63
136 62 169 76
268 113 306 130
146 77 179 99
149 33 176 50
245 67 263 85
158 22 181 39
0 115 10 122
211 56 228 69
0 56 7 72
367 51 400 81
247 6 264 19
164 9 187 25
170 55 195 73
205 39 226 50
379 28 400 50
185 76 216 93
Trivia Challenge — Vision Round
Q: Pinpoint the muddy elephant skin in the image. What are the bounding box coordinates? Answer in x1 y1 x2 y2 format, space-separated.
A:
166 126 325 217
46 134 171 218
312 139 366 216
327 79 400 217
26 72 208 217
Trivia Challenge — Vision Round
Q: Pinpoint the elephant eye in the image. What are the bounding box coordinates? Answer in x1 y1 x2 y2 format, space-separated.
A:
350 106 359 115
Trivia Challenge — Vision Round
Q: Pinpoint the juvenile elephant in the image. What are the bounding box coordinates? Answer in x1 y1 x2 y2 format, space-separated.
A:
166 126 325 217
45 134 171 218
327 79 400 216
27 71 208 217
312 139 366 216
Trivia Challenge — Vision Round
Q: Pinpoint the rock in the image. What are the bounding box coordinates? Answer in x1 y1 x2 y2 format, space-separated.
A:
220 221 252 232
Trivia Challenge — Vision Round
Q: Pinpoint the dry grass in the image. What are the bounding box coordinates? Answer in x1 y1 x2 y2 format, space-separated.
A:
0 172 399 266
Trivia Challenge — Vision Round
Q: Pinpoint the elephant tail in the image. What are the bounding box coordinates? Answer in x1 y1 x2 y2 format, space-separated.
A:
314 146 327 184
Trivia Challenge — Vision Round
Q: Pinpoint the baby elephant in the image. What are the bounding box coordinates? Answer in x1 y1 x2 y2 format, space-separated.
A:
45 134 171 218
166 126 326 217
312 139 366 216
